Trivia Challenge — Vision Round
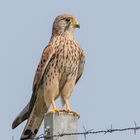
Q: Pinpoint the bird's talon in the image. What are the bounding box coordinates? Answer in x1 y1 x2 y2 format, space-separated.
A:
65 109 80 117
59 109 66 112
47 108 60 114
71 111 80 117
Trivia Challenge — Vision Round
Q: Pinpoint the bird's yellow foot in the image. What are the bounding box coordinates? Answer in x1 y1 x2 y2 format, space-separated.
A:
58 109 66 112
47 107 60 114
65 109 80 117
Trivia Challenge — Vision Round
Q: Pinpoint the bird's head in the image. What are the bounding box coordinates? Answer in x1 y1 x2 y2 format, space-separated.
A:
52 13 80 36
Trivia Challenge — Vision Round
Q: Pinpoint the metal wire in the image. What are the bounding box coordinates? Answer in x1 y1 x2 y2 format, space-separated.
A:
34 122 140 140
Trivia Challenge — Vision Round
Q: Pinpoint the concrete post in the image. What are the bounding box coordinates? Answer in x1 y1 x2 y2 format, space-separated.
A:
44 112 78 140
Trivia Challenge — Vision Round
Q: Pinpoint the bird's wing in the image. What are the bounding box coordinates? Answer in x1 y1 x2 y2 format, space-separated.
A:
76 52 85 84
20 45 55 139
29 45 55 114
12 45 55 130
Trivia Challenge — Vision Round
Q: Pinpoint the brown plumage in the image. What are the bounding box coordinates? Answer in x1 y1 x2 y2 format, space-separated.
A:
12 13 85 140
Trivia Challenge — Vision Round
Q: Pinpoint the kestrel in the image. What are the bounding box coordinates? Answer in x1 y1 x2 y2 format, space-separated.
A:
12 13 85 140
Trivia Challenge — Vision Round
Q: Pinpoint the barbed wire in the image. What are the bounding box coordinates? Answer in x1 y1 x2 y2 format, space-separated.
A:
33 121 140 140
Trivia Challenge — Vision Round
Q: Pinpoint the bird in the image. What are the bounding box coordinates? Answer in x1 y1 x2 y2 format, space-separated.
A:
12 13 85 140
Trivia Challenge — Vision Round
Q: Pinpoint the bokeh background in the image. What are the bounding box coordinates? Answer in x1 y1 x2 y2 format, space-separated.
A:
0 0 140 140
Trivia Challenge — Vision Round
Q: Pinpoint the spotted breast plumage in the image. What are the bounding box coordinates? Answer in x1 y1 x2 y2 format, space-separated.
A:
12 13 85 140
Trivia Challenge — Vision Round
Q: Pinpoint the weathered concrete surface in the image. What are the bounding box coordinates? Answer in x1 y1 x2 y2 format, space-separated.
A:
44 112 78 140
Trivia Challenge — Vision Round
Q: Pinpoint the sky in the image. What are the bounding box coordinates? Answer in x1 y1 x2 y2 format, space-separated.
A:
0 0 140 140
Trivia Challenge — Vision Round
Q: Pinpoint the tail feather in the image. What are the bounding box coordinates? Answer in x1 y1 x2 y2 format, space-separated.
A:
20 102 49 140
12 103 30 129
20 110 44 140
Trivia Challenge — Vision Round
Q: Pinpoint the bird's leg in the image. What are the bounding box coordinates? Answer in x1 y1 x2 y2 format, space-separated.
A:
47 100 60 113
64 99 79 117
65 99 71 112
60 79 80 116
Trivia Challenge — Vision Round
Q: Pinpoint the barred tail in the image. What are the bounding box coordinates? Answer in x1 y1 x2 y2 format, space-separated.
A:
20 104 49 140
20 110 43 139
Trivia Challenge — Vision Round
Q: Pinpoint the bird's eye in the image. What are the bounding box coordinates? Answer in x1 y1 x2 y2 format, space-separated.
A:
65 18 71 22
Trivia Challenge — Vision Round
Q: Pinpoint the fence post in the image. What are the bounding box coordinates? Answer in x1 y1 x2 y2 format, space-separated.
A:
44 112 78 140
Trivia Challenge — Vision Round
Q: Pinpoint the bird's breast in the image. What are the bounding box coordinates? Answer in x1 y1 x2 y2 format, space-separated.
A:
43 38 81 89
55 41 80 77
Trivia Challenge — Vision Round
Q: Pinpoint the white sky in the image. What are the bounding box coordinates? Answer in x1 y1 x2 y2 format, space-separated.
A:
0 0 140 140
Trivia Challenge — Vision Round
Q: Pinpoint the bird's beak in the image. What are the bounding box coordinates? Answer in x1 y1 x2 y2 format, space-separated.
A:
72 18 80 29
74 24 80 28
